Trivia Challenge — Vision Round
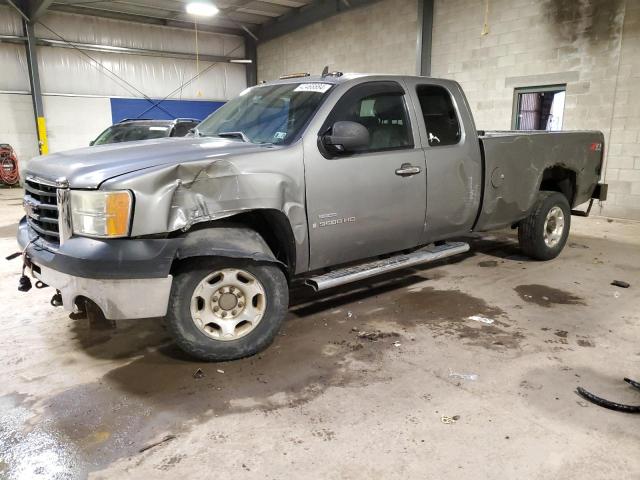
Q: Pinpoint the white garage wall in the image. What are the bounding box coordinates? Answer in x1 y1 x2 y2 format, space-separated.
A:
0 6 246 99
43 95 112 153
0 5 22 35
0 5 245 164
0 93 112 171
0 43 30 92
35 47 247 100
34 10 244 57
0 93 39 164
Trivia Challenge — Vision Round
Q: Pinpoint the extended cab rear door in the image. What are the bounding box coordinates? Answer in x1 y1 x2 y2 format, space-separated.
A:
403 78 483 242
303 80 427 270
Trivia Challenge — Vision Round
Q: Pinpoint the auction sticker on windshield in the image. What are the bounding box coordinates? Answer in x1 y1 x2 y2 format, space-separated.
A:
294 83 332 93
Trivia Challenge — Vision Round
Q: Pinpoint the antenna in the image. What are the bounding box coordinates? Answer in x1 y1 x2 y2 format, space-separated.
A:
321 66 329 78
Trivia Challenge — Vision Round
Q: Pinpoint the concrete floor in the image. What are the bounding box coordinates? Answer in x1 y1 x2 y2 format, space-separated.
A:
1 186 639 480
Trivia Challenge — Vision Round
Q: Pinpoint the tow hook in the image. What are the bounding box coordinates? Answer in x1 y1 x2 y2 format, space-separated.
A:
51 291 63 307
18 256 33 292
18 275 32 292
5 251 32 292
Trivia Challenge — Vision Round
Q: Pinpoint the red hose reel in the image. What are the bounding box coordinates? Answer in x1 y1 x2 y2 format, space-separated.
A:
0 144 20 186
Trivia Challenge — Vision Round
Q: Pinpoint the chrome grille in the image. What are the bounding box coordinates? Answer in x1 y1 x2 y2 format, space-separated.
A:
24 177 60 244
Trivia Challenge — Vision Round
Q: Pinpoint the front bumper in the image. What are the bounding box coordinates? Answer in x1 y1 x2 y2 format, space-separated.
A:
35 264 172 320
17 218 175 319
17 217 179 279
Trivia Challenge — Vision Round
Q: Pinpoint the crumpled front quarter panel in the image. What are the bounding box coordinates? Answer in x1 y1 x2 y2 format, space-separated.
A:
102 142 309 272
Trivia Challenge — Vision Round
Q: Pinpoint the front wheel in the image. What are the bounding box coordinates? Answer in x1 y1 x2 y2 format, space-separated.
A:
518 191 571 260
165 258 289 361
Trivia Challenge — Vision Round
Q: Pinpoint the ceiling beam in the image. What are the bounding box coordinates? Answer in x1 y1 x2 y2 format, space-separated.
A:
49 4 246 36
5 0 30 21
28 0 54 19
257 0 382 43
0 32 249 63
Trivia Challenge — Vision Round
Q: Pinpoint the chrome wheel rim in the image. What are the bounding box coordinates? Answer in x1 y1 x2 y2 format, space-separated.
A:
190 268 266 341
543 206 565 248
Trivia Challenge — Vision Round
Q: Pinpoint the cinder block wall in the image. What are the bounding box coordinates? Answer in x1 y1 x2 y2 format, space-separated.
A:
257 0 418 82
257 0 640 220
431 0 640 220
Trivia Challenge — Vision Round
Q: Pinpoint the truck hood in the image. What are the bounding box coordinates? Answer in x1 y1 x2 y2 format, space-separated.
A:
26 137 278 189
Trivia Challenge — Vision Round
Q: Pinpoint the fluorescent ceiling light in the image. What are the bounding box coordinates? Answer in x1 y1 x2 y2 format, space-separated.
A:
186 2 219 16
229 59 253 64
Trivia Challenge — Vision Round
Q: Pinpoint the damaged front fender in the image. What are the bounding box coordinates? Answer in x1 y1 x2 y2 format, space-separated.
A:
101 142 309 273
175 227 284 267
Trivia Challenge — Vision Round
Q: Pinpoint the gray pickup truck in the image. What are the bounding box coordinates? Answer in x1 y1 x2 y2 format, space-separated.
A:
17 72 607 361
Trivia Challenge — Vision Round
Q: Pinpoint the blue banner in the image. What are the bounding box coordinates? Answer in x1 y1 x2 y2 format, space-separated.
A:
110 98 224 123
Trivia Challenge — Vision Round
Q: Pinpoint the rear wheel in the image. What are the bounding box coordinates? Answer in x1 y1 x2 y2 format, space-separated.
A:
166 258 288 361
518 191 571 260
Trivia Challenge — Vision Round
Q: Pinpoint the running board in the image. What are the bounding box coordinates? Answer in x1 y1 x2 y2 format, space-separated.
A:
305 242 470 292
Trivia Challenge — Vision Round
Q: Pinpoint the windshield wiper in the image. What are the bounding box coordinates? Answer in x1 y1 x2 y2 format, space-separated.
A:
216 131 250 143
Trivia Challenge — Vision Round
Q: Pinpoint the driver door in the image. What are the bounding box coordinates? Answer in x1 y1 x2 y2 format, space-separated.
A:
304 81 427 270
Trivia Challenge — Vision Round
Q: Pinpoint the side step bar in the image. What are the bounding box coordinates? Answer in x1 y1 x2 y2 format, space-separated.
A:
305 242 470 292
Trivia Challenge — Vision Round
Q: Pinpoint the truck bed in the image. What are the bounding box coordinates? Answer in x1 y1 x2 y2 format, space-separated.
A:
474 130 604 231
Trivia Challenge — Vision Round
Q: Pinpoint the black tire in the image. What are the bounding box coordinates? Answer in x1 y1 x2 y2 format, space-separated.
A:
518 191 571 261
165 257 288 361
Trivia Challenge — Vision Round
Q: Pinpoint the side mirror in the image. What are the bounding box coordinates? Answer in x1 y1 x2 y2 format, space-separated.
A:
89 140 95 146
322 121 369 154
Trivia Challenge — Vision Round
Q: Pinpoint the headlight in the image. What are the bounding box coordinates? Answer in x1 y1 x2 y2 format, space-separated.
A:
70 190 132 238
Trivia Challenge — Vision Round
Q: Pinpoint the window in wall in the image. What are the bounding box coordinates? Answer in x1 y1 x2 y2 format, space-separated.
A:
415 85 461 146
512 85 566 131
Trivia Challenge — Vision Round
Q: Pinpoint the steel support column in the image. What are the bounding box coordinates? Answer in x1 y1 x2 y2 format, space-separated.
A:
23 19 48 155
244 34 257 87
416 0 434 77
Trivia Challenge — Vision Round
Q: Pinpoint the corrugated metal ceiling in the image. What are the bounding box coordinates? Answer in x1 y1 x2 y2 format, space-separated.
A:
46 0 315 35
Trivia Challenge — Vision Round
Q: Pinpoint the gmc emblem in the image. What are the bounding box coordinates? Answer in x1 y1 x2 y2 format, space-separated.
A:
23 199 37 217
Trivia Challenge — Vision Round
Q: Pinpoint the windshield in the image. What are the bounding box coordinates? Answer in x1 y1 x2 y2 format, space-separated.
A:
93 124 171 145
196 82 333 145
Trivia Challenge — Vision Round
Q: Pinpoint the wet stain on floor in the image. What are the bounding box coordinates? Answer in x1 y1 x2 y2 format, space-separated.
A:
1 269 519 479
478 260 499 268
569 242 589 249
514 284 585 308
386 287 522 350
7 317 398 478
577 338 595 348
0 393 82 479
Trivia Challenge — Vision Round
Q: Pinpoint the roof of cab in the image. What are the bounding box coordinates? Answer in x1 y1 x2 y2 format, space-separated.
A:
261 73 437 87
264 73 367 86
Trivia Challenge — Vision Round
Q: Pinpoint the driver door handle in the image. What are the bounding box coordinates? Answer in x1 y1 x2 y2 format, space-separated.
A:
395 163 422 177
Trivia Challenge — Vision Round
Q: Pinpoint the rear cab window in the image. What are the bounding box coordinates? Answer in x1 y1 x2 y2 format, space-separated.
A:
415 85 461 147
